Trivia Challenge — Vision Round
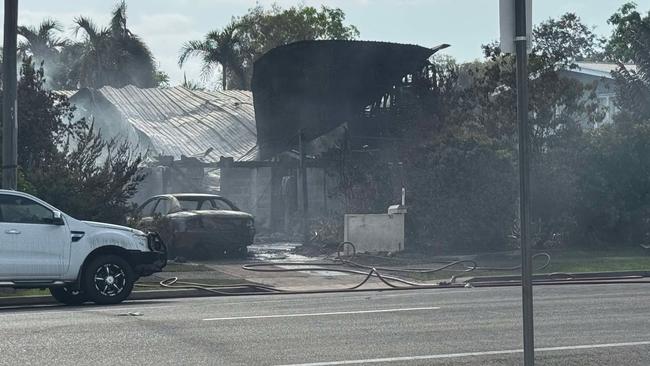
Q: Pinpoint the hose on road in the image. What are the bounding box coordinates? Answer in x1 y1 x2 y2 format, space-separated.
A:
139 242 648 295
140 242 553 294
241 241 552 289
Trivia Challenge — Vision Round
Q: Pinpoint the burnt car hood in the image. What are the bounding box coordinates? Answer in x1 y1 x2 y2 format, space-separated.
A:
168 210 254 220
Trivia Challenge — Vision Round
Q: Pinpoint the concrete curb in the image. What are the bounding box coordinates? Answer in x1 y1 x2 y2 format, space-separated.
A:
464 270 650 283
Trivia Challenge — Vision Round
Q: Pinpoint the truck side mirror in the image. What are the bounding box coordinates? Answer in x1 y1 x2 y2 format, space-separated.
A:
52 211 65 226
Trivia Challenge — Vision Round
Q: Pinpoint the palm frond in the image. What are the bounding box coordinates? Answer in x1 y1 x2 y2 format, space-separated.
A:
17 25 38 43
178 39 211 67
37 18 63 38
110 0 128 37
73 16 107 44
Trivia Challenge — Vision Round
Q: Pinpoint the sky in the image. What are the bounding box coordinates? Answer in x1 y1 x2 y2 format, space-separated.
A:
7 0 650 87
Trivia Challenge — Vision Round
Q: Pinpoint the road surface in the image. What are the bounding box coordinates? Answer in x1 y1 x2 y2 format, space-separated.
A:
1 283 648 365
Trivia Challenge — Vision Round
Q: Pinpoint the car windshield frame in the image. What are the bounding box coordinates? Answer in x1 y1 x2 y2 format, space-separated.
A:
175 196 237 212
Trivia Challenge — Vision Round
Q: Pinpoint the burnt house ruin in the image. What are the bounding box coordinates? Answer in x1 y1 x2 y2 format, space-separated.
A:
221 40 449 234
61 40 448 235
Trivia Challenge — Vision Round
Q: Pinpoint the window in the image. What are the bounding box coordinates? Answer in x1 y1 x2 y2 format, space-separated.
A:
209 198 235 211
178 199 201 211
0 194 54 224
139 199 158 217
153 199 170 216
176 197 236 211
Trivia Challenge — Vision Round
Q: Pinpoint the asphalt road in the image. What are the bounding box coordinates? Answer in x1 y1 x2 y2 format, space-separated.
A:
1 283 649 365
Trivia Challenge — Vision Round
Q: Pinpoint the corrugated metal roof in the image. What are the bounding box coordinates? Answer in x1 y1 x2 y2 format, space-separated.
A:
66 85 257 163
96 85 257 162
53 90 79 99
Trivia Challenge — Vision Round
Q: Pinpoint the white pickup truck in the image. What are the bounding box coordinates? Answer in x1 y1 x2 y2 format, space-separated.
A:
0 190 167 305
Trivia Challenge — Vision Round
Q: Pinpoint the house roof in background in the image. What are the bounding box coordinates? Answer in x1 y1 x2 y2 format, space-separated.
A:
61 86 257 163
573 62 637 79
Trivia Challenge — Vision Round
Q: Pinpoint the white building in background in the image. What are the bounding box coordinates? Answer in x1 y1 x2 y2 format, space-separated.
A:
561 62 637 127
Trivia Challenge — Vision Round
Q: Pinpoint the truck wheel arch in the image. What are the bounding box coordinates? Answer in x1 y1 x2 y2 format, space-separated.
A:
77 245 133 283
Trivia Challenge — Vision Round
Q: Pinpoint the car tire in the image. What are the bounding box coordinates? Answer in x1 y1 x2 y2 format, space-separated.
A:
82 255 135 305
49 286 87 306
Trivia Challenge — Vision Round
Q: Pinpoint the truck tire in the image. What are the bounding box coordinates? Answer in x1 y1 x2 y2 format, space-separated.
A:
82 255 135 305
49 286 87 306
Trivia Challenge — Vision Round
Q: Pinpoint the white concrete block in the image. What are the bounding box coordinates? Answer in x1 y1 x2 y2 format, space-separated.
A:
344 210 406 254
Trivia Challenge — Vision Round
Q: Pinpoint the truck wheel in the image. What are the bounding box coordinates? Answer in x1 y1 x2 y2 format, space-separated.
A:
82 255 135 305
49 286 87 306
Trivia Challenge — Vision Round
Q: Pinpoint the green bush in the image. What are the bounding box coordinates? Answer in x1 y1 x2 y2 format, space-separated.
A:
405 137 518 252
573 121 650 247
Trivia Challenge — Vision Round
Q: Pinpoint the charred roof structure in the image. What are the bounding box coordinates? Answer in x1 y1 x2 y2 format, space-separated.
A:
252 40 449 159
62 85 257 163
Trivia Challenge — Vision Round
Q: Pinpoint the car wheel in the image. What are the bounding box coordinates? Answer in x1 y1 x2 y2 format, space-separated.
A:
49 286 87 306
82 255 135 305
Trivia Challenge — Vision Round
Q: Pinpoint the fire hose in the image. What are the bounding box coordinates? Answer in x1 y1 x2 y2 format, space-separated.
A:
138 242 602 296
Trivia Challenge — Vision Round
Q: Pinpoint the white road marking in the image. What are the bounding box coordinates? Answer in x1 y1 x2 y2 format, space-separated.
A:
203 306 440 321
275 340 650 366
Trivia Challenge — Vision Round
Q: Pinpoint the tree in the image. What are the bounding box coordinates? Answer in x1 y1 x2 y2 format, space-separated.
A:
430 13 605 249
10 58 84 170
17 19 66 62
406 136 518 252
566 3 650 247
609 3 650 121
17 19 68 87
179 4 359 90
532 13 605 69
179 24 245 90
605 2 650 63
153 69 170 88
72 1 157 88
1 60 143 224
27 124 145 224
573 122 650 247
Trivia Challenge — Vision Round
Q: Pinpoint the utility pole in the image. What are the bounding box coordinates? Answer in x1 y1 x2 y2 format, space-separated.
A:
298 131 309 243
499 0 534 363
2 0 18 190
514 0 534 365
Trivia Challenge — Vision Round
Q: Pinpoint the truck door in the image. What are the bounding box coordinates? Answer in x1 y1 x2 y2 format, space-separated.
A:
0 194 70 279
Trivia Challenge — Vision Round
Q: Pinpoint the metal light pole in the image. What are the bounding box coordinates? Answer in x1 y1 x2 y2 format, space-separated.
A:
514 0 534 364
2 0 18 190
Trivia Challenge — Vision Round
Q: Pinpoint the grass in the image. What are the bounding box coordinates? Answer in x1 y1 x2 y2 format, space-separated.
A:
0 289 49 298
353 248 650 282
537 248 650 274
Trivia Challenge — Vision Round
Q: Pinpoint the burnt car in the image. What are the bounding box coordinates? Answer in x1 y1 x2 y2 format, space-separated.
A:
136 194 255 258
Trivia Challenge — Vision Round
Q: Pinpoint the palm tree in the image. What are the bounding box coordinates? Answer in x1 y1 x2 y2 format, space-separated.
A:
72 16 109 88
17 19 67 64
18 19 68 88
182 72 203 90
73 1 156 88
178 24 245 90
